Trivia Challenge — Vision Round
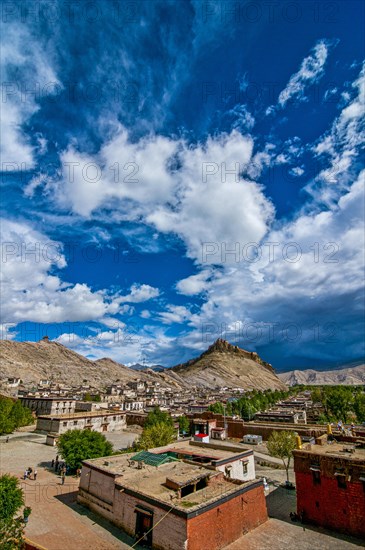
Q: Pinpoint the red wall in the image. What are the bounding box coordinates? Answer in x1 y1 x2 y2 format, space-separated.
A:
296 472 365 538
186 485 267 550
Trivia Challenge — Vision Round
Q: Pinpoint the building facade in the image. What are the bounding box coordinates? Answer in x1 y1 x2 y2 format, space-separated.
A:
78 441 267 550
293 439 365 538
36 411 126 435
20 397 76 416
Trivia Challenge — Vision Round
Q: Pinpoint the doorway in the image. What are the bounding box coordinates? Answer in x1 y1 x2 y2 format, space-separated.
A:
135 509 153 547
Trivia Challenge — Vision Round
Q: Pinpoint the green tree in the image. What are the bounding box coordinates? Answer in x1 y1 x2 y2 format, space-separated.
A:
137 422 176 450
178 416 190 435
208 402 224 414
0 398 14 434
267 431 297 483
11 401 33 429
144 407 174 428
0 397 33 435
57 429 113 469
324 387 354 422
0 474 28 549
354 392 365 423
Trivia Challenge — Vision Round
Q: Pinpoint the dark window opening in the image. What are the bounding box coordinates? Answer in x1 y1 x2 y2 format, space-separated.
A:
337 476 347 489
315 501 320 508
181 477 207 497
312 471 321 485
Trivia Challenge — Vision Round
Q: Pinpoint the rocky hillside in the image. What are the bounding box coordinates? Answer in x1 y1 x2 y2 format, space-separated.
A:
0 338 180 388
0 337 286 392
279 364 365 386
172 339 286 391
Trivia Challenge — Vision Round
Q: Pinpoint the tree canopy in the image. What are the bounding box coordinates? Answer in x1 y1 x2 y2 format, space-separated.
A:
267 430 297 483
0 474 27 549
57 429 113 469
144 406 174 429
137 422 176 450
0 397 34 435
178 415 190 435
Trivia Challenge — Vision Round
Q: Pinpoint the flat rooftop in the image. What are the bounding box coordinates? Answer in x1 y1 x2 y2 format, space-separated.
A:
38 410 125 419
83 453 257 512
297 442 365 461
150 440 253 462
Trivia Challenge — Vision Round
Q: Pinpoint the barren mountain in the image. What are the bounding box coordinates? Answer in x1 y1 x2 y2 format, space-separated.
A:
279 364 365 386
0 338 178 388
0 337 286 391
171 339 286 391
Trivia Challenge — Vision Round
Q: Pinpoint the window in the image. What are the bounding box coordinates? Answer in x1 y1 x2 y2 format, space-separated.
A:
241 461 248 475
63 422 67 426
73 420 78 425
337 475 347 489
113 416 116 421
312 471 321 485
225 466 232 478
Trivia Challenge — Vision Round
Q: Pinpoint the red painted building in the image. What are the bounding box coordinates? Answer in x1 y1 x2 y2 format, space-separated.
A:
293 440 365 538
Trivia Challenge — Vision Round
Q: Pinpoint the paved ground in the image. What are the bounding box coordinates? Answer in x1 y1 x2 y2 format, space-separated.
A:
0 432 142 550
226 486 364 550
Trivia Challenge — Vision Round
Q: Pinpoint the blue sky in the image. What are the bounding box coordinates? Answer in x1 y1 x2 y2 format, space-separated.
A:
1 0 364 371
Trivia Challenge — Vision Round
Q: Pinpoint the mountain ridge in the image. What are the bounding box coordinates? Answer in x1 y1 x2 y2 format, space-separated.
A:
0 338 285 391
279 364 365 386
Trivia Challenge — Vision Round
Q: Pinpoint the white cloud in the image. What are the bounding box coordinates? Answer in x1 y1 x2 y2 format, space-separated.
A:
0 220 124 324
47 129 274 266
54 326 175 365
178 170 364 360
140 310 151 319
176 269 212 295
158 305 191 325
118 283 160 303
147 131 274 263
309 62 365 205
278 40 333 107
0 24 60 167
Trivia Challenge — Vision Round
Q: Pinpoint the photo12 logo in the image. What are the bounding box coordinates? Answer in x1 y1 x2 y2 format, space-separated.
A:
201 241 340 264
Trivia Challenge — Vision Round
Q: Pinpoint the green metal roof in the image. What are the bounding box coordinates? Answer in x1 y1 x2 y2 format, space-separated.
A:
131 451 178 467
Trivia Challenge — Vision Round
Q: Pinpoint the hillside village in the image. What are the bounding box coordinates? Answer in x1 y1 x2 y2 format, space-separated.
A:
1 337 365 550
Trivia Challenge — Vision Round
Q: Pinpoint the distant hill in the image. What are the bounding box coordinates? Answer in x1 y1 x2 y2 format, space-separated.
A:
171 339 286 391
129 363 166 372
279 364 365 386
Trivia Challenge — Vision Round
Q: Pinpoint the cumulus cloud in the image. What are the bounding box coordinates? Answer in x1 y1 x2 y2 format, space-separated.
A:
176 170 365 363
0 220 125 324
176 269 212 295
46 129 274 264
118 283 160 303
158 305 191 325
54 327 175 365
